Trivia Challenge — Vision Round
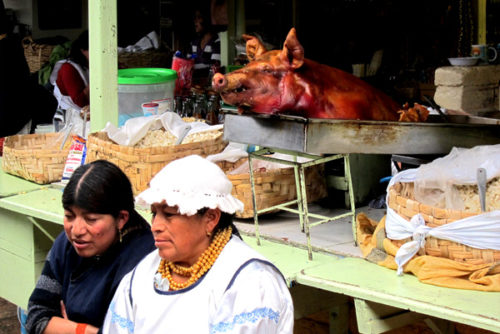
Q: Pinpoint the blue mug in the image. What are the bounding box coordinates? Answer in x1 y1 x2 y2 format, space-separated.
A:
471 44 498 64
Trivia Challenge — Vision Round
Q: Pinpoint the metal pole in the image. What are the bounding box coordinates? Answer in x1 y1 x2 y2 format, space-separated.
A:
249 153 261 246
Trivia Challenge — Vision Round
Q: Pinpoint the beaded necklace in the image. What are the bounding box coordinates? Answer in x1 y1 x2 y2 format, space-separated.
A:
157 226 232 290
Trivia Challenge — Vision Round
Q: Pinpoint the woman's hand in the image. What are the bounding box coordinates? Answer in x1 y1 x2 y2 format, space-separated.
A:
60 300 68 319
80 105 90 120
85 324 99 334
45 300 99 334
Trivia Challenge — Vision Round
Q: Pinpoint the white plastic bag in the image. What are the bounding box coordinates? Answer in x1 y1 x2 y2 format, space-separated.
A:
63 108 90 139
206 142 248 163
414 144 500 210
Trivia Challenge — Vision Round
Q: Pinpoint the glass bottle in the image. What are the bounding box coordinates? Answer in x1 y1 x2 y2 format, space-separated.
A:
206 94 219 125
181 96 193 118
174 96 183 116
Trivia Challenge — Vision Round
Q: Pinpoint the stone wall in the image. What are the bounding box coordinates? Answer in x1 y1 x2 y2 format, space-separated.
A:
434 65 500 114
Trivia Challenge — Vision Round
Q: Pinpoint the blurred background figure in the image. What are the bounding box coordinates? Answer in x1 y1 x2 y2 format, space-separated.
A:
0 0 56 137
49 30 89 114
190 7 221 87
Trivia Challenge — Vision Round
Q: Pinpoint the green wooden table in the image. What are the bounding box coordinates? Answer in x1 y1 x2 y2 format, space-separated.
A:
242 236 500 333
0 171 499 332
0 158 45 198
0 188 64 308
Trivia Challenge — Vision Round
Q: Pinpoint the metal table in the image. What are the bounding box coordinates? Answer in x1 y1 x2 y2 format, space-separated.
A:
223 113 500 154
248 147 355 260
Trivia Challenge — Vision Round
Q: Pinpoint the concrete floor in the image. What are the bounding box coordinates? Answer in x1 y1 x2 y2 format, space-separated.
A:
0 298 20 334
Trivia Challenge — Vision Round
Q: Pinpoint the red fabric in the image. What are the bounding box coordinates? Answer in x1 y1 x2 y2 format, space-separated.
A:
75 323 87 334
56 63 89 108
0 137 4 156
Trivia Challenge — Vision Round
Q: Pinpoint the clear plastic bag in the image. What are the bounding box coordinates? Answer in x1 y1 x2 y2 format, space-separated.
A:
414 144 500 210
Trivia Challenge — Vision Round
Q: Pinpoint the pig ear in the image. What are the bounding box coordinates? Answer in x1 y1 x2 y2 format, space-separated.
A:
280 28 304 69
243 34 267 61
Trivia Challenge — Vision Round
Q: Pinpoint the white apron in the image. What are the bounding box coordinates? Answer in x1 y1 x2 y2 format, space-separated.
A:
103 237 294 334
49 60 89 112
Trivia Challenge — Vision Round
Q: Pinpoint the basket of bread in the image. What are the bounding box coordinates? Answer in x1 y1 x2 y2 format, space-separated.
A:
386 145 500 266
86 114 227 195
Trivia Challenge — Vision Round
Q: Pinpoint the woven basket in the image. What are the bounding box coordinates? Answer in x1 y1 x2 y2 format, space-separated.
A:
86 130 228 195
118 48 173 69
388 182 500 264
1 133 71 184
22 37 56 73
219 158 328 219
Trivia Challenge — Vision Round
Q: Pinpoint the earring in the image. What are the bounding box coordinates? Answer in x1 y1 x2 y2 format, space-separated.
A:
206 231 212 237
119 229 123 243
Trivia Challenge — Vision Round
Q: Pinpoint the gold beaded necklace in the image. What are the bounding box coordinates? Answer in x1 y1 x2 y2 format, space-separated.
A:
157 226 232 291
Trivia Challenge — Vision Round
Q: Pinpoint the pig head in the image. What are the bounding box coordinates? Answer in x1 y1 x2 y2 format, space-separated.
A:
212 28 400 121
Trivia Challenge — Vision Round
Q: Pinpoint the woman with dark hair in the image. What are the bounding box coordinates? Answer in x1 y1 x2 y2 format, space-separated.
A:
102 155 294 333
49 30 90 114
25 160 155 334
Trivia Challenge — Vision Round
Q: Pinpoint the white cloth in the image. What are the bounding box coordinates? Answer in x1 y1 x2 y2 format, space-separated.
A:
117 31 159 53
49 60 89 112
386 168 500 275
206 142 249 164
104 112 223 147
102 237 294 334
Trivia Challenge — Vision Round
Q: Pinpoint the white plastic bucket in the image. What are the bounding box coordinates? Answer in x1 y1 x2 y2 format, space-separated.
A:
118 68 177 126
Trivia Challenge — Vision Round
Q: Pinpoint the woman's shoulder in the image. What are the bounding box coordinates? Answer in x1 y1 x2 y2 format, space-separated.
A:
225 237 267 261
58 61 78 72
225 238 286 278
51 231 73 254
127 249 160 281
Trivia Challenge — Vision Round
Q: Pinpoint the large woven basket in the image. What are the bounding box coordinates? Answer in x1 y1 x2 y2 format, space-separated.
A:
219 158 328 219
86 130 228 195
22 36 56 73
388 182 500 264
1 133 71 184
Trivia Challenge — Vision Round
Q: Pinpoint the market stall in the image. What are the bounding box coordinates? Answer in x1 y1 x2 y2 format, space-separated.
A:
2 1 500 333
1 175 500 332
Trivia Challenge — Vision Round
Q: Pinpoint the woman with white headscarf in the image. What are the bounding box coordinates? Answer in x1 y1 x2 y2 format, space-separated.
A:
102 154 294 333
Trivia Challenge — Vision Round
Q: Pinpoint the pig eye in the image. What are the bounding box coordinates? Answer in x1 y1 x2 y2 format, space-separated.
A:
260 65 272 73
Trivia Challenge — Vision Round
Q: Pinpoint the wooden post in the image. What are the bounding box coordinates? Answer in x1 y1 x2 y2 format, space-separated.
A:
88 0 118 132
477 0 487 44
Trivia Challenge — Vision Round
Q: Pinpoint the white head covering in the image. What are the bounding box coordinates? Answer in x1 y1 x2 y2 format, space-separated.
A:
135 155 244 215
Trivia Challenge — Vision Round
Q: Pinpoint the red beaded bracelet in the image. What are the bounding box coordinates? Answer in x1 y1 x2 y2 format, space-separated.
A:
76 323 87 334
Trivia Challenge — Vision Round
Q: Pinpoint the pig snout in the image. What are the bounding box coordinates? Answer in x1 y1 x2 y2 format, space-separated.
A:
212 73 227 92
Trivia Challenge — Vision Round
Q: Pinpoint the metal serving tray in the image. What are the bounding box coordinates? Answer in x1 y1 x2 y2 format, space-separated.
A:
222 111 500 155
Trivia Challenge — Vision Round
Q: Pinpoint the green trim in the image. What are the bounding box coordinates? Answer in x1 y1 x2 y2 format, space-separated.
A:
118 68 177 85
